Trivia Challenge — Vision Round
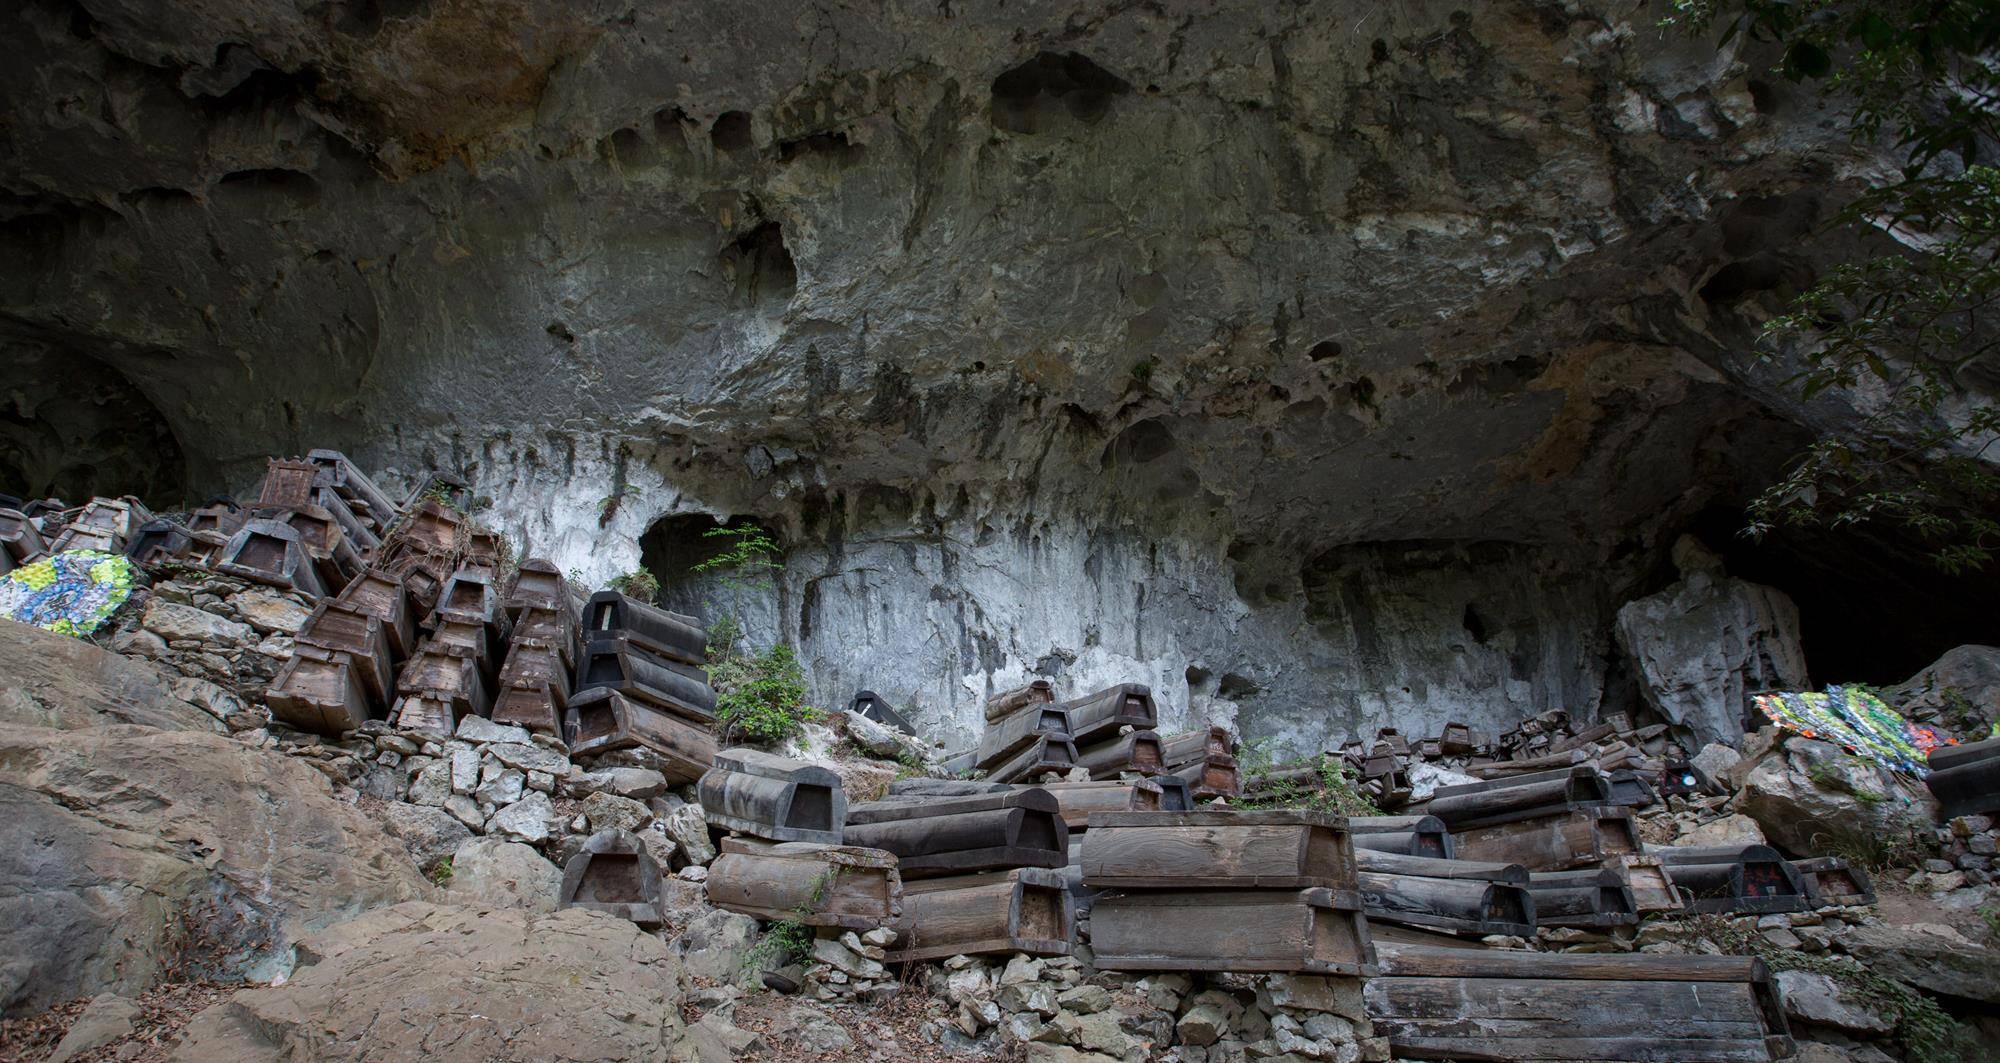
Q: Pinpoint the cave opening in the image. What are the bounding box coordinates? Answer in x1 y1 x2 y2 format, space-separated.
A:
720 222 797 308
0 346 189 507
1682 505 2000 685
637 512 783 631
990 51 1131 134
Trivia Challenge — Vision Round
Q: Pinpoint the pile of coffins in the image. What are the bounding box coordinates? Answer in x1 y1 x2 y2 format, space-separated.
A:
568 591 718 782
955 678 1243 799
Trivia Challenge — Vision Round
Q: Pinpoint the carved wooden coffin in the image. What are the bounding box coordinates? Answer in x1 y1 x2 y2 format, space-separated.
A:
1033 779 1186 830
843 789 1068 877
1081 810 1357 890
889 778 1014 798
1451 807 1641 872
216 519 327 597
185 530 228 566
1355 871 1537 937
1792 856 1877 908
984 733 1081 785
510 604 577 658
1613 854 1686 913
699 748 847 844
1059 683 1157 746
0 508 50 563
1426 767 1614 831
560 829 664 928
1925 736 2000 817
490 637 570 734
429 619 499 687
1366 946 1793 1063
504 558 573 618
978 702 1074 769
394 643 491 722
583 590 707 665
848 689 915 734
575 637 717 718
296 599 394 706
388 500 466 556
1354 849 1528 884
1373 727 1411 756
706 837 902 928
1653 845 1808 915
125 519 192 566
185 499 246 539
1167 752 1241 797
305 449 397 531
1437 722 1482 756
1349 815 1455 860
1607 769 1658 809
312 486 381 553
887 867 1072 962
333 568 416 660
983 678 1054 722
1076 729 1164 779
1524 868 1638 929
1090 887 1375 975
257 458 319 509
1159 726 1234 767
256 503 362 592
563 688 714 783
430 565 510 640
266 645 373 734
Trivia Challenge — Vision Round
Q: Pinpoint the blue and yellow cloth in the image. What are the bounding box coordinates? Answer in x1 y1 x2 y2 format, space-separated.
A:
1753 685 1954 778
0 550 137 636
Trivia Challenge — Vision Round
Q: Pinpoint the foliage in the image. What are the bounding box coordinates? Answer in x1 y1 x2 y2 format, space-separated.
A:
597 483 639 527
607 569 660 604
1807 823 1933 871
1667 1 2000 569
743 868 839 972
1238 741 1383 818
692 523 784 598
1687 913 1985 1060
1979 905 2000 940
429 858 454 886
710 642 823 745
705 615 743 663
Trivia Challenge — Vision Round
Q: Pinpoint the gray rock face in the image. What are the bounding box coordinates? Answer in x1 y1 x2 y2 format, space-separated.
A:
1735 737 1936 854
443 838 562 913
1886 644 2000 727
0 1 1932 751
378 801 476 874
0 620 220 733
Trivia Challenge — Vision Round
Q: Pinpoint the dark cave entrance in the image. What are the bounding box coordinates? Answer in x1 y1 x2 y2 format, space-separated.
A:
0 347 189 507
637 513 783 629
1682 505 2000 685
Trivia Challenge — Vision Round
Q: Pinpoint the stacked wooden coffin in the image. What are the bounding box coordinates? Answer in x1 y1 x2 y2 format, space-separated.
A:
388 561 510 737
489 559 581 736
977 680 1079 783
1429 767 1643 871
1159 725 1242 797
566 591 717 783
1062 683 1161 780
1079 810 1376 975
1352 849 1537 939
1925 736 2000 819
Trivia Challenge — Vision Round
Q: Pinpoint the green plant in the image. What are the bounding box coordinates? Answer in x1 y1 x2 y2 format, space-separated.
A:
597 483 640 526
1978 905 2000 940
607 569 661 604
705 616 742 664
743 867 839 972
1239 743 1383 818
710 642 823 745
692 523 784 620
1808 825 1933 872
429 858 454 886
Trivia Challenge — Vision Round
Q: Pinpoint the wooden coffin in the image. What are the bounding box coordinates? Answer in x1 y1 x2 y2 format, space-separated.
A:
583 590 707 666
847 689 915 734
1466 747 1592 779
125 519 192 566
1160 726 1235 767
1366 946 1793 1063
395 643 490 718
1652 845 1808 916
297 600 394 703
1792 856 1877 908
978 702 1075 769
1354 849 1528 884
1437 722 1480 756
1373 727 1411 756
1080 810 1357 890
1032 779 1185 830
1090 887 1375 975
563 688 714 783
1924 740 2000 818
983 678 1054 722
1168 752 1242 797
560 829 665 928
491 637 571 734
706 837 902 928
1607 769 1658 809
886 867 1072 962
1076 729 1164 779
0 508 49 563
0 548 10 577
1613 854 1686 914
1927 734 2000 772
305 449 398 530
59 497 150 548
1060 683 1157 745
266 645 373 734
699 748 847 844
185 500 246 539
257 458 319 509
333 567 416 660
843 789 1068 877
510 604 577 660
430 565 510 641
1355 871 1537 937
575 637 717 718
1451 807 1641 872
388 500 465 555
1426 767 1614 831
430 618 500 687
184 530 228 566
985 733 1081 784
216 519 327 597
257 503 362 593
1524 868 1638 929
312 485 380 553
504 558 571 616
890 778 1014 798
1349 815 1455 860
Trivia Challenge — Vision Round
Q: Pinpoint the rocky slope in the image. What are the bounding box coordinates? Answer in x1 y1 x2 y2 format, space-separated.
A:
8 0 1981 748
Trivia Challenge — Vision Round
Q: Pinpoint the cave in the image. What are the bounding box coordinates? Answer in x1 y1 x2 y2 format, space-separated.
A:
0 343 188 506
636 513 784 639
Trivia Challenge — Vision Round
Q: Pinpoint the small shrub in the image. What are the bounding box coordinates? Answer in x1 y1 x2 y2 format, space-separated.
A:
743 868 838 973
429 858 454 886
1238 742 1382 818
607 569 661 604
710 642 823 745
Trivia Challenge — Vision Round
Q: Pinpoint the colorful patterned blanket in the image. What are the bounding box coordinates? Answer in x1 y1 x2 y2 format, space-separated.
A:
1753 685 1954 778
0 550 137 637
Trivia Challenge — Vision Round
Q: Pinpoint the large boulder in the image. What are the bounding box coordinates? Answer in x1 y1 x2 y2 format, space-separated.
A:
1836 922 2000 1005
443 838 562 913
1734 737 1936 855
1884 644 2000 732
1615 538 1808 749
169 902 688 1060
0 725 430 1014
0 618 220 732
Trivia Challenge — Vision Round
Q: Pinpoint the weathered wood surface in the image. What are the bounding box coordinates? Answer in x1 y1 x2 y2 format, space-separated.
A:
216 519 326 596
560 829 665 928
296 600 394 705
184 501 245 540
1424 772 1613 831
1356 871 1536 937
126 519 192 566
305 448 397 529
1612 855 1686 913
267 646 372 734
1354 849 1527 884
1349 815 1455 860
1652 845 1808 915
1160 727 1235 766
1792 856 1877 908
1927 734 2000 772
843 789 1068 876
583 590 707 666
575 637 718 717
1059 683 1157 746
1465 748 1591 779
977 703 1074 769
889 778 1015 797
0 508 49 563
1524 869 1638 928
333 567 416 659
1924 754 2000 818
1431 765 1612 801
395 643 491 718
491 638 571 734
985 734 1081 784
1076 729 1164 779
699 748 847 844
1451 807 1640 871
1090 887 1375 975
1167 753 1241 796
983 678 1055 722
257 459 318 509
1031 779 1181 829
706 837 903 929
848 689 915 734
1080 810 1356 889
563 688 713 783
504 559 572 617
886 867 1073 962
1607 769 1658 809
